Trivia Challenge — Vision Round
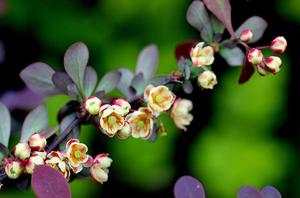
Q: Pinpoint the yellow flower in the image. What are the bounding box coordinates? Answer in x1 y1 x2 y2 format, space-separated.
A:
45 151 71 181
190 42 214 67
126 108 153 139
146 85 175 116
171 98 193 131
99 105 125 137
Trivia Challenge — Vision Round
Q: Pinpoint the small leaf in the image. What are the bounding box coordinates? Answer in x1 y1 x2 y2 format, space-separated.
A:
235 16 268 43
237 186 264 198
182 80 193 94
67 84 80 99
32 165 71 198
220 47 245 66
83 66 98 98
261 186 282 198
135 44 158 82
149 76 168 86
130 73 145 96
184 64 191 80
39 126 59 139
174 175 205 198
175 41 198 60
95 71 121 94
239 58 255 84
94 90 105 99
0 102 11 147
203 0 235 37
52 72 74 94
59 113 80 149
64 42 89 90
211 15 225 35
117 68 134 97
21 104 48 142
20 62 59 96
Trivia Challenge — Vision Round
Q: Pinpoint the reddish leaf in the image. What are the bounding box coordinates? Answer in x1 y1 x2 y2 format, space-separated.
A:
239 58 255 84
238 186 263 198
203 0 235 37
175 41 198 60
174 175 205 198
32 165 71 198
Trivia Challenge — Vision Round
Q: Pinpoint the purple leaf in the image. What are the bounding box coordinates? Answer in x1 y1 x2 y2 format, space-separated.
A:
238 186 264 198
175 41 199 60
203 0 235 37
117 68 135 97
261 186 282 198
0 102 10 147
174 175 206 198
52 72 74 94
32 165 71 198
239 57 255 84
96 71 121 94
83 66 98 98
39 126 59 139
135 44 158 82
67 84 80 98
20 62 60 96
211 15 225 35
220 47 245 66
20 104 48 142
59 113 80 149
130 73 145 96
64 42 89 90
235 16 268 43
183 80 193 94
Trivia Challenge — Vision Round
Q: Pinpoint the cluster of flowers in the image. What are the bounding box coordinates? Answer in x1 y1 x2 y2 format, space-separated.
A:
84 85 194 139
3 135 112 184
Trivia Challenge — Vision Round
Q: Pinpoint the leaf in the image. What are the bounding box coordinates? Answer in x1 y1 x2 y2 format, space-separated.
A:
130 73 145 96
95 71 121 94
239 58 255 84
39 126 59 139
67 84 80 99
59 113 80 149
237 186 264 198
187 1 213 42
203 0 235 37
20 104 48 142
261 186 282 198
235 16 268 43
175 41 199 60
183 80 193 94
52 72 74 94
211 15 225 35
32 165 71 198
20 62 60 96
116 68 134 97
174 175 205 198
135 45 158 82
0 102 11 147
64 42 89 90
83 66 98 98
220 47 245 66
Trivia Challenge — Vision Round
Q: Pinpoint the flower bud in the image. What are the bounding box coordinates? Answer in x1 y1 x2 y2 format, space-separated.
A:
190 42 215 67
256 63 269 76
29 133 47 151
90 165 109 184
25 155 45 174
113 98 131 115
117 122 131 139
197 70 217 89
239 29 253 43
13 142 31 160
32 150 47 159
5 160 23 179
264 56 282 74
270 36 287 54
247 48 263 64
94 153 113 169
84 96 102 115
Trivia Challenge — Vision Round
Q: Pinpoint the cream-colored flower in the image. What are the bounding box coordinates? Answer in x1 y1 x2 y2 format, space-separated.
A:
113 98 131 115
5 160 23 179
190 42 215 67
171 99 193 131
197 70 217 89
126 108 153 139
25 155 45 174
90 153 112 184
45 151 71 181
28 133 47 151
144 84 155 102
146 85 175 116
99 105 125 137
13 142 31 160
117 122 132 140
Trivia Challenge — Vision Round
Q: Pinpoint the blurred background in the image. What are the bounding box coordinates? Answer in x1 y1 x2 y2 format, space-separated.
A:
0 0 299 197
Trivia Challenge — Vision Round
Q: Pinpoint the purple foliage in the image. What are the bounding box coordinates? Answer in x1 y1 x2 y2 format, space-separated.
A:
174 175 206 198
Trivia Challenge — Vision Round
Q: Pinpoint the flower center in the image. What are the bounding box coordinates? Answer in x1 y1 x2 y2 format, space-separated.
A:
108 116 117 125
155 94 164 103
74 150 82 158
137 120 144 129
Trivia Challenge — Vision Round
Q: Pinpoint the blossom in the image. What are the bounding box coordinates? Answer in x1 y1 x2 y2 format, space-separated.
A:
25 155 45 174
5 160 24 179
28 133 47 151
113 98 131 115
65 139 89 174
45 151 71 181
126 108 154 139
84 96 102 115
31 150 47 160
171 99 193 131
264 56 282 74
270 36 287 54
13 142 31 160
99 105 125 137
146 85 175 116
239 29 253 43
256 63 268 76
190 42 214 67
116 122 131 140
247 48 263 65
90 153 112 184
197 70 217 89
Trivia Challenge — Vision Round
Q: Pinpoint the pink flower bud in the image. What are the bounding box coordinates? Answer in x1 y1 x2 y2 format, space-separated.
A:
29 133 47 151
5 160 23 179
32 150 47 160
94 153 113 169
247 48 263 65
239 29 253 43
25 155 45 174
90 153 112 184
84 96 102 115
270 36 287 54
197 70 217 89
117 122 131 139
113 98 131 115
256 63 269 76
13 142 31 160
264 56 282 74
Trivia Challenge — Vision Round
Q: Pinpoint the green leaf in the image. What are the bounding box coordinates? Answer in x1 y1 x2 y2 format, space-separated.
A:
83 66 98 98
21 105 48 142
0 102 11 147
95 70 121 94
130 73 145 96
220 47 245 66
117 68 134 97
64 42 89 92
211 15 225 35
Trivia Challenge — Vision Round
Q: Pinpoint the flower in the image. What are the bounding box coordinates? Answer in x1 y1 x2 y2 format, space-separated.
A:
25 155 45 174
31 150 47 160
84 96 102 115
90 153 112 184
99 105 125 137
117 122 131 140
197 70 217 89
126 108 154 139
146 85 175 116
13 142 31 160
144 84 155 102
45 151 71 181
264 56 282 74
5 160 23 179
113 98 131 115
256 63 268 76
28 133 47 151
65 139 89 174
247 48 263 65
239 29 253 43
190 42 214 67
171 99 193 131
270 36 287 54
